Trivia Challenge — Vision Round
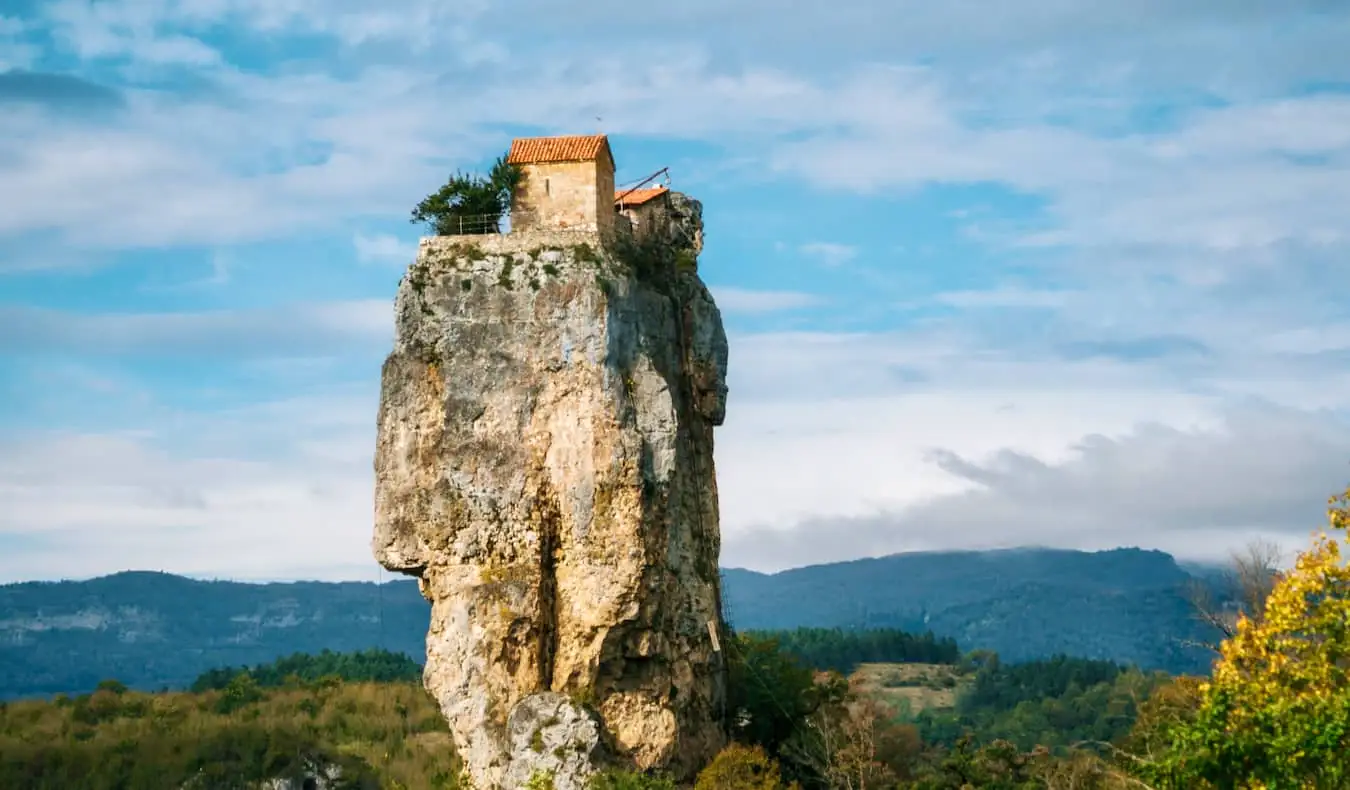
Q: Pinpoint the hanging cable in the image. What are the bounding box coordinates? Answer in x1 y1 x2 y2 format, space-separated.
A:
615 167 670 207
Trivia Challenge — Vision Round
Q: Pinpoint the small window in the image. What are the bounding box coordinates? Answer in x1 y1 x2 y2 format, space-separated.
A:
545 178 550 195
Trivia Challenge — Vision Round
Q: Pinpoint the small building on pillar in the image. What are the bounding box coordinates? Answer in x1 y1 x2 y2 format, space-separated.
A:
615 186 671 241
507 135 616 235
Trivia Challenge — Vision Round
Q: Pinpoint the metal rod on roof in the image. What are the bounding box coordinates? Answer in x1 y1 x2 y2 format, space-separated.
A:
616 167 666 189
615 167 670 206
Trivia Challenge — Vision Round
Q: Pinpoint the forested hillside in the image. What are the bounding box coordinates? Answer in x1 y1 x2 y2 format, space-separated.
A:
0 571 428 699
0 637 1174 789
723 547 1220 673
0 547 1228 698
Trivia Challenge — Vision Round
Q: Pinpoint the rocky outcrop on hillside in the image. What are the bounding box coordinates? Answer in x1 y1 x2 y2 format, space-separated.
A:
371 199 730 789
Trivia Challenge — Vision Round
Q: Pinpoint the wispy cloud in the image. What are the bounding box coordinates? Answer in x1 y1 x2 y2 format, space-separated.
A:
722 405 1350 571
0 394 379 581
0 301 390 358
799 242 857 267
712 286 821 314
353 232 416 266
934 287 1070 309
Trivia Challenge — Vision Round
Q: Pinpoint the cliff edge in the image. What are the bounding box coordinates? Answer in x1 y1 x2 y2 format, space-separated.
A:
372 195 729 789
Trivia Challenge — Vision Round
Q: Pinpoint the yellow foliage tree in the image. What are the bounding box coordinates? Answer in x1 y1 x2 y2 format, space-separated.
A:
1137 486 1350 788
694 743 795 790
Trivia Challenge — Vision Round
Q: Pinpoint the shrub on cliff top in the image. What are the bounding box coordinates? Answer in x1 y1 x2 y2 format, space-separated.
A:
411 153 522 236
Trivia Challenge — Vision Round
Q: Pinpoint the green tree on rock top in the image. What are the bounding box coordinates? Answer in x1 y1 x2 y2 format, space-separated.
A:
411 154 523 235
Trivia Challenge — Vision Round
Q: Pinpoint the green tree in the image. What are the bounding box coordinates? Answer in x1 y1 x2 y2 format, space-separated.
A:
191 648 421 692
905 737 1043 790
727 634 846 755
724 632 853 788
213 673 264 715
747 628 961 674
410 154 522 235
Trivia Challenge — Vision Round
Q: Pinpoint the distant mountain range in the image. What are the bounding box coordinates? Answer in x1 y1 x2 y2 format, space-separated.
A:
723 547 1220 674
0 547 1223 700
0 573 429 700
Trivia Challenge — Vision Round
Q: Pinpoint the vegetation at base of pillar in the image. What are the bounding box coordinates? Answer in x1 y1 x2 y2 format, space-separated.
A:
0 672 459 790
914 653 1171 752
411 153 522 235
747 627 961 675
695 743 797 789
190 647 422 692
722 631 1161 788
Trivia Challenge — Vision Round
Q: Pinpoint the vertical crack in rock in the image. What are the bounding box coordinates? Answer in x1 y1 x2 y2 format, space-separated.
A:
534 479 561 694
372 207 729 790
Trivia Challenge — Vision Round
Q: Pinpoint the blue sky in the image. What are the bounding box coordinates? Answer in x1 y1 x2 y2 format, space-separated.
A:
2 0 1350 582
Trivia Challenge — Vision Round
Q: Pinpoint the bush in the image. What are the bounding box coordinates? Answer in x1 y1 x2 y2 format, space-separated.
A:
0 677 457 790
588 768 676 790
213 674 264 715
694 744 791 790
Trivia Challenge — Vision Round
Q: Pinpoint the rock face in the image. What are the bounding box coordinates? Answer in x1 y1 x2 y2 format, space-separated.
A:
372 199 730 789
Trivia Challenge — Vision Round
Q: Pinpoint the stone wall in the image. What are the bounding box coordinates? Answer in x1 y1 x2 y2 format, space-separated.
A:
618 195 669 242
511 161 615 235
595 156 615 236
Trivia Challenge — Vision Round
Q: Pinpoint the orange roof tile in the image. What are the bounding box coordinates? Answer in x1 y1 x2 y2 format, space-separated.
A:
507 135 611 165
615 186 669 206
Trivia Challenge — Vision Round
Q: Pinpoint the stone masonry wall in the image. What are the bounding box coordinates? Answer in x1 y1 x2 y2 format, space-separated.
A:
511 161 615 235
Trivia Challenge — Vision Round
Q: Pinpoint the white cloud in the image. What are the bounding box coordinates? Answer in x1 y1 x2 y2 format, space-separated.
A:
711 286 820 314
1258 324 1350 356
44 0 223 66
799 242 857 267
487 0 1350 94
4 14 1348 265
354 232 416 266
3 302 1349 580
933 287 1070 309
8 324 1346 581
770 85 1350 256
706 303 1350 571
0 300 390 357
721 404 1350 572
36 0 500 67
137 251 232 291
0 396 379 581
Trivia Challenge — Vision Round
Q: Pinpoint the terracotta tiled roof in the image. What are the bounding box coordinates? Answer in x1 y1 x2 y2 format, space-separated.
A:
615 186 669 206
507 135 611 165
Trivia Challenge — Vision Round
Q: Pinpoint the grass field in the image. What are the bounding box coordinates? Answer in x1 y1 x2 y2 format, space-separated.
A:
849 662 969 718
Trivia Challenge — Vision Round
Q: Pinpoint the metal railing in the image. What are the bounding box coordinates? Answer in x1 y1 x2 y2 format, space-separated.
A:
433 213 510 235
430 212 633 237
